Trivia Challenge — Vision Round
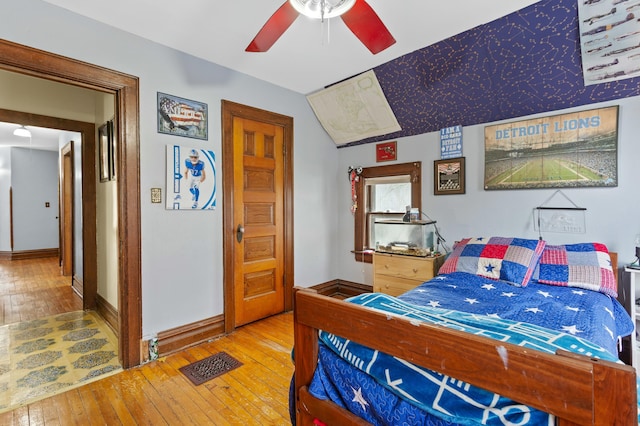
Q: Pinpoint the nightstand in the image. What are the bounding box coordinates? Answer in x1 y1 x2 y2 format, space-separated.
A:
373 252 445 296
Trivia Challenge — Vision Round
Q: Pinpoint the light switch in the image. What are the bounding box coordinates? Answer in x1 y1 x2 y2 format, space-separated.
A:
45 202 50 208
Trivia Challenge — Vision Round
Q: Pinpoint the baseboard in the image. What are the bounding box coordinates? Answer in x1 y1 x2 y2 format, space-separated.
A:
0 248 59 260
309 279 372 299
96 294 118 337
156 315 225 357
150 280 370 360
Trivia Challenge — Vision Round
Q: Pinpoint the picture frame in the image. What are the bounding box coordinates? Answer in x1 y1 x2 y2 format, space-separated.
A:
376 141 397 162
484 106 618 190
434 157 465 195
98 121 110 182
157 92 208 140
108 119 116 181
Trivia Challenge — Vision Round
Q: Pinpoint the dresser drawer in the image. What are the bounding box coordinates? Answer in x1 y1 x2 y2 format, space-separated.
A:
374 254 436 282
373 275 422 297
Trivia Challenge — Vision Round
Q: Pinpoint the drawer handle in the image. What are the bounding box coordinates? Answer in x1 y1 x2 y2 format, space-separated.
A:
385 284 390 289
412 268 418 273
384 264 389 269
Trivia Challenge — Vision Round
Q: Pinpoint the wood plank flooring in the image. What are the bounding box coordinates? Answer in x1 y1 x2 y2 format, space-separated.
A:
0 312 294 425
0 257 82 325
0 257 295 425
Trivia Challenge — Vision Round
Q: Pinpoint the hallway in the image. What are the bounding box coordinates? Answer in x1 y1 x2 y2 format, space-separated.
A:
0 257 121 412
0 257 83 325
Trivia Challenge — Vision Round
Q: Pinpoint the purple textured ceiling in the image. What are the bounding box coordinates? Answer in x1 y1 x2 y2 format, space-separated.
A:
340 0 639 148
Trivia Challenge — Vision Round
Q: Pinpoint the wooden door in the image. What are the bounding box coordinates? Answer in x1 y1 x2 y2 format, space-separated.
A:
61 144 74 278
232 117 285 326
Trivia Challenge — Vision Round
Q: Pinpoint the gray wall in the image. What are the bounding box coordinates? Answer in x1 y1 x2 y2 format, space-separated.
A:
3 0 638 341
0 147 11 251
0 0 339 338
11 148 59 251
336 98 640 285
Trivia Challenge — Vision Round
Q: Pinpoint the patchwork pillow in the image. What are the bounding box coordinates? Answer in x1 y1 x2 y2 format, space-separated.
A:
534 242 617 297
438 237 546 287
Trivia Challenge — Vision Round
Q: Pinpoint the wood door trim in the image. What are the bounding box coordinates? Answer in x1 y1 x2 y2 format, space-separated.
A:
1 108 94 295
61 142 74 277
221 100 294 333
0 39 142 368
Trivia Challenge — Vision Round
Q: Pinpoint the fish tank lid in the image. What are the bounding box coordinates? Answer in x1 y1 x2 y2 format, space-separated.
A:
374 219 436 225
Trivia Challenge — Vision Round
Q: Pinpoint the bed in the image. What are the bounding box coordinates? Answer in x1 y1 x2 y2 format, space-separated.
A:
292 238 638 425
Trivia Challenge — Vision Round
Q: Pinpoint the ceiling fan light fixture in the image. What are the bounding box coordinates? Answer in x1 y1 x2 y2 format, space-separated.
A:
13 125 31 138
289 0 356 20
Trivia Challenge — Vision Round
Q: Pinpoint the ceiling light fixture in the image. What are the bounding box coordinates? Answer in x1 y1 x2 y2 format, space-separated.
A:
289 0 356 21
13 125 31 138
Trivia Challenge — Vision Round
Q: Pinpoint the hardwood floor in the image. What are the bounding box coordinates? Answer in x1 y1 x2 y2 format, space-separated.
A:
0 257 82 325
0 257 295 425
1 312 295 425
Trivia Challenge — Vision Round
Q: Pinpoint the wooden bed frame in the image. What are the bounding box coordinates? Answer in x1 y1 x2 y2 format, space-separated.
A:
293 253 638 425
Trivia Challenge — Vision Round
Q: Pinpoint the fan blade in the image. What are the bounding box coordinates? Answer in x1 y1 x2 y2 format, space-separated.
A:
245 2 300 52
341 0 395 54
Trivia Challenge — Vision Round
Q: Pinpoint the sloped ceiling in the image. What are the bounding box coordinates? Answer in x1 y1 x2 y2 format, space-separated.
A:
342 0 640 147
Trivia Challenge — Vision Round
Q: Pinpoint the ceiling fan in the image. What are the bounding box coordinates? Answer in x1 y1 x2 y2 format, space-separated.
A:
245 0 396 54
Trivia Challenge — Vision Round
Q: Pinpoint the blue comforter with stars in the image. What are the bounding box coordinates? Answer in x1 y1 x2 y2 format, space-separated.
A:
309 272 635 425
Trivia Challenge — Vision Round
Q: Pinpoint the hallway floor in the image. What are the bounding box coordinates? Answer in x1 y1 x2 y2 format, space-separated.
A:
0 310 121 413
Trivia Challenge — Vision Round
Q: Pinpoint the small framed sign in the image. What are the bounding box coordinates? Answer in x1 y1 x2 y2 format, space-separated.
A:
434 157 465 195
376 141 397 162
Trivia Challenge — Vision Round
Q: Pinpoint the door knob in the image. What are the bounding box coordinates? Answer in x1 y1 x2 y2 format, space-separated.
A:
236 224 244 243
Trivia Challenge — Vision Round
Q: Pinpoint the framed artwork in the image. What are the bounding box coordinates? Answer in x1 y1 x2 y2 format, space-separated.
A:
157 92 208 140
434 157 465 195
108 119 116 180
376 141 397 162
98 121 111 182
166 145 217 210
484 106 618 190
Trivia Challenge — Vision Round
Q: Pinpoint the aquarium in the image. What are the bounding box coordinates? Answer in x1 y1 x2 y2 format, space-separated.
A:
373 219 436 257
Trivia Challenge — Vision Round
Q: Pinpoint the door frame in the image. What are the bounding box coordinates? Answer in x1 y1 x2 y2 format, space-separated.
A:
221 100 294 333
60 142 74 278
0 39 142 368
0 109 96 306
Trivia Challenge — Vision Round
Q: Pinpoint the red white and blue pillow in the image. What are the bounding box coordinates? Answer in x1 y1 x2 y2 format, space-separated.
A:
438 237 546 287
533 242 617 297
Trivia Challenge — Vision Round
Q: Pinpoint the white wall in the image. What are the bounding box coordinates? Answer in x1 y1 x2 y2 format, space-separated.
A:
11 148 59 250
336 98 640 285
0 69 97 121
95 94 118 309
0 0 339 337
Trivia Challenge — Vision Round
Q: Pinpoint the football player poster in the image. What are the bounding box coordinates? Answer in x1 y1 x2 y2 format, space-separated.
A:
166 145 216 210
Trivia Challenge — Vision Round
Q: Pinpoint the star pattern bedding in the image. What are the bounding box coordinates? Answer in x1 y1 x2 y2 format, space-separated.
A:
400 272 631 356
306 272 634 425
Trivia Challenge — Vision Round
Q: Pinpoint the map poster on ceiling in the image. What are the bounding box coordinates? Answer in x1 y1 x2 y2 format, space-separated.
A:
440 125 463 159
305 70 401 146
166 145 217 210
484 106 618 190
578 0 640 85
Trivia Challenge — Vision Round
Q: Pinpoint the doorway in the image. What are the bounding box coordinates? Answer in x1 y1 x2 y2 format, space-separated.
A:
60 142 74 279
0 39 142 368
221 100 294 333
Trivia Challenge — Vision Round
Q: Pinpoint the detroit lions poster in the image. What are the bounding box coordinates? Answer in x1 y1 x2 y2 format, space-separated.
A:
166 145 216 210
157 92 208 140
